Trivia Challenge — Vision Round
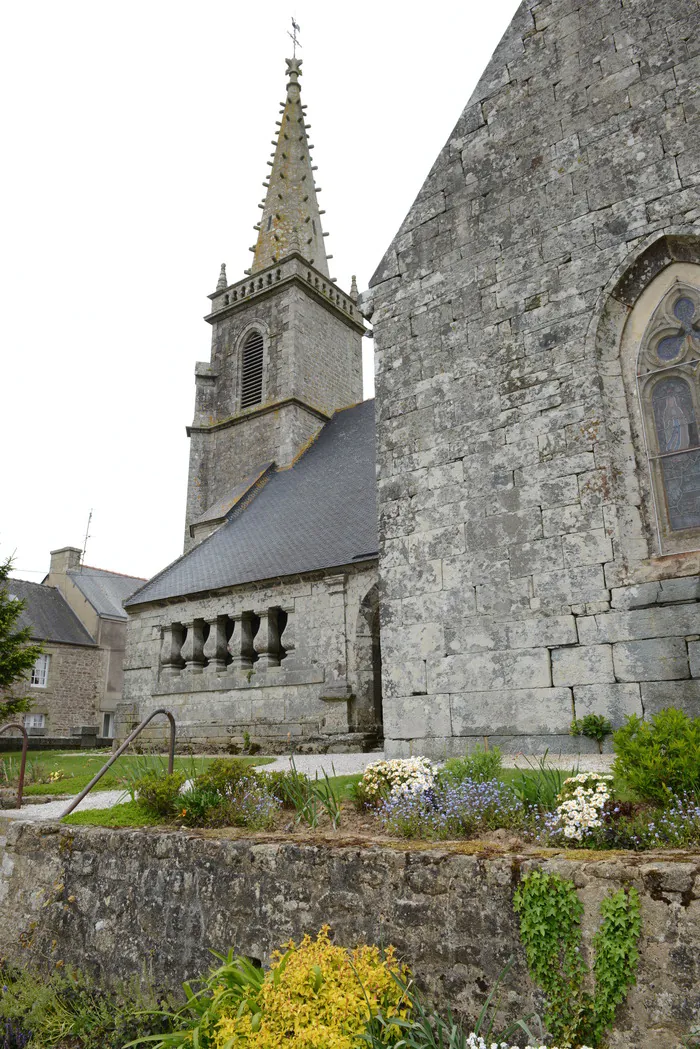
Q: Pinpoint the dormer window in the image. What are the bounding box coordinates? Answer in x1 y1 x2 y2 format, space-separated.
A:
240 330 264 408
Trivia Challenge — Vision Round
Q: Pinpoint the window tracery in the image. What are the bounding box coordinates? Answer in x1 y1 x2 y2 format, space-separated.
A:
637 283 700 541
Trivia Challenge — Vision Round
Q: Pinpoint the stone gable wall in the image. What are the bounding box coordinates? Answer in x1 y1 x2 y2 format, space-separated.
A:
18 642 102 734
1 822 698 1049
367 0 700 756
120 564 380 751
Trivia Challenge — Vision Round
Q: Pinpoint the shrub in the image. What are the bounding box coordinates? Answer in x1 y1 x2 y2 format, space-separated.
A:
0 962 177 1049
590 793 700 851
540 773 614 844
128 927 409 1049
133 770 185 817
195 757 262 797
260 768 312 808
440 744 503 786
571 714 613 753
612 707 700 802
178 780 279 829
355 757 436 808
380 778 524 840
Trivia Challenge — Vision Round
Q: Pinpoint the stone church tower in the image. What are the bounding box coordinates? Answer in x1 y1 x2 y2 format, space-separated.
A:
184 57 365 551
122 57 379 753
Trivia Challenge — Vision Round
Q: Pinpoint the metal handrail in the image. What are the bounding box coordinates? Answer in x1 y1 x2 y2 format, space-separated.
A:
60 708 176 818
0 723 29 808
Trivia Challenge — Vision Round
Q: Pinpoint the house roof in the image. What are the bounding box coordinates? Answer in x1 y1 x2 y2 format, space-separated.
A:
7 579 96 646
67 566 146 620
127 398 378 607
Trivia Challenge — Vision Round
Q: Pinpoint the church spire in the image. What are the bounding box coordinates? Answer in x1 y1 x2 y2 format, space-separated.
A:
251 57 329 276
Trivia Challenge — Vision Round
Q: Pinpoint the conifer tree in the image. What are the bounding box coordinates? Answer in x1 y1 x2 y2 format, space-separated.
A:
0 555 42 722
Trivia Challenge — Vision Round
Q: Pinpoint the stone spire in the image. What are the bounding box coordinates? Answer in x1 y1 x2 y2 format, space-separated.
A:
250 57 329 276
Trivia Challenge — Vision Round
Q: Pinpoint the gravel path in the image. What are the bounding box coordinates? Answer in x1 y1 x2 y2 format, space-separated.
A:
2 750 613 823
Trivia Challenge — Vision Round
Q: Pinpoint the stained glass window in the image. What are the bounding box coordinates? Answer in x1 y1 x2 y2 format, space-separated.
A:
651 377 700 530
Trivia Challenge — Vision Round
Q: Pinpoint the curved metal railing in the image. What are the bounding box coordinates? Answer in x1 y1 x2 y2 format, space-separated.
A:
0 723 29 808
60 708 176 818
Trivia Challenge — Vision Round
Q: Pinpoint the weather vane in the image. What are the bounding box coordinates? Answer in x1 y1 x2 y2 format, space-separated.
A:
288 16 301 57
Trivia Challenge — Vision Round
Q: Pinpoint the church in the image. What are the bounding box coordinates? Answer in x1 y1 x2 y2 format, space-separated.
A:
121 0 700 757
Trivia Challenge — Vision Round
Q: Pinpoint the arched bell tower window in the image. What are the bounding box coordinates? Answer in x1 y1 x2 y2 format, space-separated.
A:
637 283 700 545
240 329 264 408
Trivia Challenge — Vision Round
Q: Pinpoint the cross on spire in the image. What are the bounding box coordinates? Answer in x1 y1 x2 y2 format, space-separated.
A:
288 16 301 57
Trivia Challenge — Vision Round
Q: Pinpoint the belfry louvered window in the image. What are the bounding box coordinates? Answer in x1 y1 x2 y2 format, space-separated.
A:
240 330 264 408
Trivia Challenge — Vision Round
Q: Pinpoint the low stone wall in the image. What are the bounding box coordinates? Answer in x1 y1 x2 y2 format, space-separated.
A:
0 822 698 1048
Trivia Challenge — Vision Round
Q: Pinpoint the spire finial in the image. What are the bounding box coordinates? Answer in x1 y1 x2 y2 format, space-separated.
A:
216 263 227 291
287 16 301 58
250 54 330 277
350 275 359 303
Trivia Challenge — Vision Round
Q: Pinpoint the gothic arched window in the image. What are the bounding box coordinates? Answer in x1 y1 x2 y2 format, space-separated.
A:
637 284 700 540
240 329 264 408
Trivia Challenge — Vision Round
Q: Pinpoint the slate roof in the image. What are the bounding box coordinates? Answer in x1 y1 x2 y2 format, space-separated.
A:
67 566 145 620
7 579 96 646
127 398 377 607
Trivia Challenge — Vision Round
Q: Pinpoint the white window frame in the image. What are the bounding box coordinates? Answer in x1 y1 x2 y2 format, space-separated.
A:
25 713 46 729
102 712 115 738
30 654 50 688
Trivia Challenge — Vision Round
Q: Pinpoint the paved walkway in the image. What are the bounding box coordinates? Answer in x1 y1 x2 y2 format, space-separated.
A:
1 749 614 823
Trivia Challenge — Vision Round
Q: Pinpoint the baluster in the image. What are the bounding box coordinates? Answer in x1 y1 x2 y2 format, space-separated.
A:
228 612 255 670
279 605 297 666
181 620 206 673
254 608 281 669
203 616 228 672
160 624 185 677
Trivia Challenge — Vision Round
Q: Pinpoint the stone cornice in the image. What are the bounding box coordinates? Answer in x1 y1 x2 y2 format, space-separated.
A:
186 396 331 436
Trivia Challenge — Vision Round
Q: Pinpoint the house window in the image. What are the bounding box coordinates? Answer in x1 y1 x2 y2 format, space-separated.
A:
25 713 45 729
102 712 115 738
30 654 50 688
240 330 264 408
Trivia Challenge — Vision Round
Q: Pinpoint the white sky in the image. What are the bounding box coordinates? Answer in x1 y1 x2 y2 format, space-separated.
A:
2 0 520 583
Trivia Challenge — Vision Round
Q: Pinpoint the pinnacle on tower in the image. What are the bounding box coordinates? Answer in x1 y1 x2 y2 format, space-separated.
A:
216 263 228 291
251 57 329 276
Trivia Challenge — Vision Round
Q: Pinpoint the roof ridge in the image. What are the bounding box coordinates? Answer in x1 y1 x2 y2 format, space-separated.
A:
72 564 147 581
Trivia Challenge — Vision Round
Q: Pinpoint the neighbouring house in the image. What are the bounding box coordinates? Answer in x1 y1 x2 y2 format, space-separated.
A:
5 548 145 740
6 578 100 737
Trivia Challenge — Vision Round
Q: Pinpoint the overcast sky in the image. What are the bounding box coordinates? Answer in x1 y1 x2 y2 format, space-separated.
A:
2 0 521 583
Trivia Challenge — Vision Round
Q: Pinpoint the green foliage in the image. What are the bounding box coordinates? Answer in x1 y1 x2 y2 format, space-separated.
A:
195 757 261 797
612 708 700 802
511 752 579 811
278 758 343 829
440 744 503 786
0 960 178 1049
260 768 313 809
62 800 164 827
125 951 265 1047
0 555 43 721
571 714 613 751
513 869 641 1048
132 770 186 817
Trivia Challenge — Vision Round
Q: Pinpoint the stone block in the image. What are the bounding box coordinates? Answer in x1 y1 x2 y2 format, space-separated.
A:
509 536 564 577
573 683 643 727
610 582 660 610
506 615 578 649
657 576 700 604
585 605 700 644
613 639 689 682
450 688 573 735
562 529 614 568
427 649 551 694
383 659 427 699
689 641 700 678
552 645 615 685
383 695 452 739
641 680 700 717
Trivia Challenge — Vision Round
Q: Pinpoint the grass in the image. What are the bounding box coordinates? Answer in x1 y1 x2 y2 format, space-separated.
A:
63 800 165 827
0 750 273 796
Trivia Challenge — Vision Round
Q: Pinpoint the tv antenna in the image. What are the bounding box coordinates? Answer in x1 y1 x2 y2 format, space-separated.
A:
81 509 93 569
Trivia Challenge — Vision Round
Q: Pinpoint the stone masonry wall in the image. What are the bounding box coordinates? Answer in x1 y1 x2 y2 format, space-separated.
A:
20 643 101 735
119 564 380 751
1 822 699 1048
366 0 700 756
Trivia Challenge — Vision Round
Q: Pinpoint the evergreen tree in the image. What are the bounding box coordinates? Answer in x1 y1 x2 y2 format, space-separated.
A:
0 555 43 722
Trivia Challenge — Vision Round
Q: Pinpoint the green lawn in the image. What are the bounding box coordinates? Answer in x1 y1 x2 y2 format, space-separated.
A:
0 750 272 796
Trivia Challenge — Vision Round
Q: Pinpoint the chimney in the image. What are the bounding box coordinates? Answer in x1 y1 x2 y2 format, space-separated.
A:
50 547 82 575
